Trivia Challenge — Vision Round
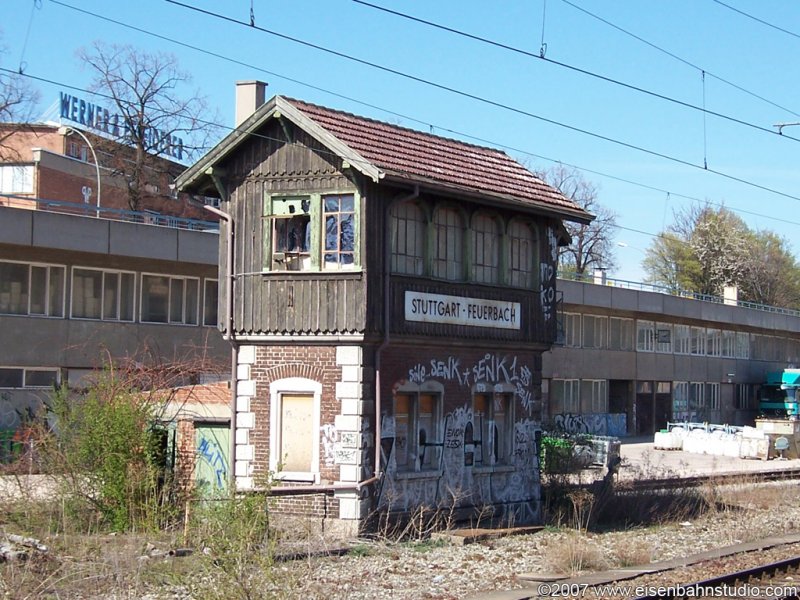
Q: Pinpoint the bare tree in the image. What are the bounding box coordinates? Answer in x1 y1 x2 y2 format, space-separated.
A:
0 36 40 159
78 42 219 211
539 164 617 275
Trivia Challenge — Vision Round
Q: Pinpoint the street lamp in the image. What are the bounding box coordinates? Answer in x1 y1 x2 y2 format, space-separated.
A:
58 126 101 217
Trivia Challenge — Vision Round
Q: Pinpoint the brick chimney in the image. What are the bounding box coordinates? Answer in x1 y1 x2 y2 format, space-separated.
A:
235 81 267 128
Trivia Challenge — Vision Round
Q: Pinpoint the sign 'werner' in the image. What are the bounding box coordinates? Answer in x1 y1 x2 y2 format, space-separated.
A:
404 291 521 330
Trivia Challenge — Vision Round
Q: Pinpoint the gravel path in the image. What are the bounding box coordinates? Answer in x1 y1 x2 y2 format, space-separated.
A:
272 481 800 599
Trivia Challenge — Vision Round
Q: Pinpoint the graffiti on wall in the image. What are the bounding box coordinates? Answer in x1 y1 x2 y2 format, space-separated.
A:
552 413 627 437
321 423 337 467
406 353 537 416
540 226 558 321
378 402 541 525
197 435 228 491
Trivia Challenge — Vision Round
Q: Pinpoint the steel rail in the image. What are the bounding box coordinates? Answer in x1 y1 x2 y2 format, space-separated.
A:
631 555 800 599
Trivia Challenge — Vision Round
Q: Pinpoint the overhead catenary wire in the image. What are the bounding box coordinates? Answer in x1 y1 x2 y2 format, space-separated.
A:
11 61 800 242
25 2 800 238
26 0 800 232
159 0 800 205
711 0 800 41
350 0 800 141
559 0 800 119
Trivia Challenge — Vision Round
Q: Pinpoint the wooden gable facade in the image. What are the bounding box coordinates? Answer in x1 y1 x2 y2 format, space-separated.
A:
177 88 592 535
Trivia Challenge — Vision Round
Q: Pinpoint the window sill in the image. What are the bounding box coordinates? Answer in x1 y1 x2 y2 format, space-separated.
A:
273 471 319 483
471 464 516 475
394 469 443 481
261 269 363 280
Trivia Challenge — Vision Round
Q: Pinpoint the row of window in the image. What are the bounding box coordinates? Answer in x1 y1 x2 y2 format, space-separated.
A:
549 378 758 415
0 260 218 326
393 388 515 473
0 367 59 389
390 200 540 288
263 193 544 291
562 313 798 362
269 378 517 482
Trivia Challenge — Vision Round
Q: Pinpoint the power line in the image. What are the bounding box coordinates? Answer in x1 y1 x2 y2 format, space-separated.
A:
711 0 800 41
559 0 800 119
29 3 800 232
161 0 800 205
46 0 436 133
351 0 800 143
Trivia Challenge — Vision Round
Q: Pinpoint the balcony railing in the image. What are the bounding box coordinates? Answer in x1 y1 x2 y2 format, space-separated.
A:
0 194 219 232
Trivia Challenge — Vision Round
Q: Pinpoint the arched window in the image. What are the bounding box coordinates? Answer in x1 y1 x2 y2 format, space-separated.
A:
508 220 537 288
432 207 464 280
472 213 500 284
390 200 426 275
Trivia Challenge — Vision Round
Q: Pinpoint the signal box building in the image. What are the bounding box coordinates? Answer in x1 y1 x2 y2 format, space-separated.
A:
177 83 591 533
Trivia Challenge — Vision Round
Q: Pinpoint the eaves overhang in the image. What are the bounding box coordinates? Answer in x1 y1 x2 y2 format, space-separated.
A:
175 96 383 196
380 172 595 225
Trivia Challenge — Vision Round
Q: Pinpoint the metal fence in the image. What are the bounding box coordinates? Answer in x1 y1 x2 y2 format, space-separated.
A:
0 194 219 232
560 270 800 319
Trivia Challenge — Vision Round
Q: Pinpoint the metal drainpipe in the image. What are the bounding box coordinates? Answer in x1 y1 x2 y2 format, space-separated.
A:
203 204 237 490
270 185 420 497
373 185 420 480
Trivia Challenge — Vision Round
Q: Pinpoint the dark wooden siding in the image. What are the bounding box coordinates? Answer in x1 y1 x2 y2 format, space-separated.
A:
220 120 368 336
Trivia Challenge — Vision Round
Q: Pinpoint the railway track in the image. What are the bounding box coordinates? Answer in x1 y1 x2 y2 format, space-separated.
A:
617 467 800 492
630 555 800 599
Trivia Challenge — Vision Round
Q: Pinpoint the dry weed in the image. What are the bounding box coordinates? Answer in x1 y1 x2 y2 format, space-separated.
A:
543 532 608 575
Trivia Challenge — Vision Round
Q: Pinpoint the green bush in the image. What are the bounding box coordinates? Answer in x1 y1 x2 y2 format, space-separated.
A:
44 379 178 532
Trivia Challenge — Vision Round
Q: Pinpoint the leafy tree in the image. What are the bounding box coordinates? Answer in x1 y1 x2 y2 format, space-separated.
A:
740 230 800 308
645 203 800 308
539 164 617 275
78 42 219 211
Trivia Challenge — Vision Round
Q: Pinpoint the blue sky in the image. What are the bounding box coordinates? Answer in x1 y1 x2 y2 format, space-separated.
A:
5 0 800 282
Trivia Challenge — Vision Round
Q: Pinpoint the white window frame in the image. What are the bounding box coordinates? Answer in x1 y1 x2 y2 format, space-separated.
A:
674 325 691 355
706 383 720 410
71 267 136 322
706 328 722 356
140 273 199 325
609 317 634 351
735 332 750 359
0 260 66 318
655 322 672 353
550 378 580 414
0 164 34 194
673 381 689 414
637 320 655 352
735 383 756 410
689 382 705 410
564 312 581 348
691 327 706 356
269 377 322 483
583 314 608 349
581 379 608 413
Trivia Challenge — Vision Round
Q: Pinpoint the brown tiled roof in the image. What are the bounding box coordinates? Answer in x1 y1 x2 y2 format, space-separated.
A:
285 97 585 216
